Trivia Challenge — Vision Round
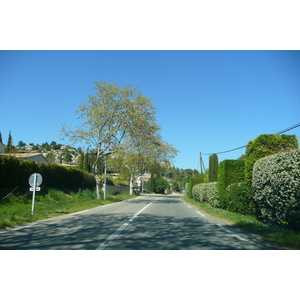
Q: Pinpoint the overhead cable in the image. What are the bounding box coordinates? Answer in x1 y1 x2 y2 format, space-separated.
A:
276 122 300 134
202 145 247 155
202 121 300 156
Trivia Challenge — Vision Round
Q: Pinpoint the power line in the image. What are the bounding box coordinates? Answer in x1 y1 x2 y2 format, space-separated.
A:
202 145 247 155
202 122 300 156
276 122 300 134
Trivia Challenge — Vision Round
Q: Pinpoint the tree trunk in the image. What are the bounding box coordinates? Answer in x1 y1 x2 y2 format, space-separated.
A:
129 174 133 195
95 175 102 199
93 143 102 199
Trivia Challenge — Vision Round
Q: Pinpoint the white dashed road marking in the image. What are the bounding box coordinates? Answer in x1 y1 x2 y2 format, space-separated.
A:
196 211 206 217
96 197 162 250
216 224 248 242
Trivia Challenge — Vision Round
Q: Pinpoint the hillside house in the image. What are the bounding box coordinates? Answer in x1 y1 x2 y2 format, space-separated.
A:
0 153 49 163
0 141 5 153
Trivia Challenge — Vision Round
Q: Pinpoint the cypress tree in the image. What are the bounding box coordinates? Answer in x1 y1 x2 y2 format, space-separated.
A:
5 131 13 153
209 153 218 182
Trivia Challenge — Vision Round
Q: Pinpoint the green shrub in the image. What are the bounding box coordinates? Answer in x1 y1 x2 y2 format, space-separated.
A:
166 188 172 194
193 182 219 207
244 134 298 180
217 159 245 209
226 180 256 215
154 177 170 194
192 183 204 202
77 188 97 200
148 175 170 194
187 175 203 199
252 149 300 229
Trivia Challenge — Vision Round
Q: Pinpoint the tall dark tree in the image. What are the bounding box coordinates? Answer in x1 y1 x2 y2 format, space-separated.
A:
5 131 13 153
0 131 2 143
209 153 218 182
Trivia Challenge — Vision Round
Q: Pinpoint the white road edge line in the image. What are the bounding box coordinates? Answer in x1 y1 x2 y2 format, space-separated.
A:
96 202 154 250
70 209 90 215
196 211 206 217
0 223 36 234
216 224 248 242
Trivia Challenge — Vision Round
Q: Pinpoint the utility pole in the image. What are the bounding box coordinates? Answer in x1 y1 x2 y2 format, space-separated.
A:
200 152 203 175
200 152 206 182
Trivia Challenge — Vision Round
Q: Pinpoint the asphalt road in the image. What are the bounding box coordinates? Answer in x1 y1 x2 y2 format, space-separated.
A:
0 194 280 250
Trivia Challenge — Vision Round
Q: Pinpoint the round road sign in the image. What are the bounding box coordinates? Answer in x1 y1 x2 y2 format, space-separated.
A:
29 173 43 187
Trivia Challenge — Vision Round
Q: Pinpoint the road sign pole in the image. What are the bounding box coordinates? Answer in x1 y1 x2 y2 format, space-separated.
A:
104 155 107 200
31 173 37 215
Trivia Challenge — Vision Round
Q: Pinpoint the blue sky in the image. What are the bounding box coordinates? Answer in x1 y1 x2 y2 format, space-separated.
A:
1 50 299 170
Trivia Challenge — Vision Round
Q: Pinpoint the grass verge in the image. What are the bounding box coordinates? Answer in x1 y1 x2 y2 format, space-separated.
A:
0 188 137 230
183 195 300 250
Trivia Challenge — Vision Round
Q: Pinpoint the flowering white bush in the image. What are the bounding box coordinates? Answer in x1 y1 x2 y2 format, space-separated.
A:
193 182 219 207
252 149 300 229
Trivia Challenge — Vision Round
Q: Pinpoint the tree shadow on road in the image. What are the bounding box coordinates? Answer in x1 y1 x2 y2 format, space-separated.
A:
0 209 280 250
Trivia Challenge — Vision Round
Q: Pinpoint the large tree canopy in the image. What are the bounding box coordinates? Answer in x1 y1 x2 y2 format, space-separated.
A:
61 81 178 198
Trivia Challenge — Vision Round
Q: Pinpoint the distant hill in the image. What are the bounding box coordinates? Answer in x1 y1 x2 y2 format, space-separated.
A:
15 143 79 166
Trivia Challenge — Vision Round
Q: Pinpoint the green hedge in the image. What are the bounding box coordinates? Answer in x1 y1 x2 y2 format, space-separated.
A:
252 149 300 229
225 180 256 215
0 155 95 192
217 159 245 209
186 175 202 199
193 182 219 207
245 134 298 180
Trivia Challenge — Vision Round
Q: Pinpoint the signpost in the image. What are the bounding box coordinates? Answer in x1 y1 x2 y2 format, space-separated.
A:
29 173 43 215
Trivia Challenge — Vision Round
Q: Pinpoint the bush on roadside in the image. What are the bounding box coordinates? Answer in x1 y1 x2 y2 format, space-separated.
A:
244 134 298 180
193 182 219 207
186 175 203 199
217 159 245 209
226 180 256 215
252 149 300 229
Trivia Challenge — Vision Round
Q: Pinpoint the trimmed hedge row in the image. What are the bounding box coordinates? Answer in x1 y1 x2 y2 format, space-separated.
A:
226 180 256 215
186 176 202 199
192 182 219 207
252 149 300 229
217 159 245 209
0 155 95 192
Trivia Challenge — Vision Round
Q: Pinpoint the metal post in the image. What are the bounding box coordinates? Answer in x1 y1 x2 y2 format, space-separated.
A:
141 172 144 195
104 154 107 200
200 152 203 181
31 173 37 215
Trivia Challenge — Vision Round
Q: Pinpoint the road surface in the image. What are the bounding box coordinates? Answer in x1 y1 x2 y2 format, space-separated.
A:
0 194 280 250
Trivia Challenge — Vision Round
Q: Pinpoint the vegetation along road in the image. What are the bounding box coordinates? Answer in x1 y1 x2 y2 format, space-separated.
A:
0 194 280 250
